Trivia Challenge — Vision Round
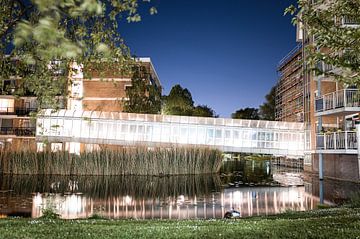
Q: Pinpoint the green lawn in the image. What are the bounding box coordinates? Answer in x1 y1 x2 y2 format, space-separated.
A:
0 207 359 239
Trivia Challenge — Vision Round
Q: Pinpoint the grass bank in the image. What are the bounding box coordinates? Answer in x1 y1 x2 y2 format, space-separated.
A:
0 206 359 239
0 147 222 176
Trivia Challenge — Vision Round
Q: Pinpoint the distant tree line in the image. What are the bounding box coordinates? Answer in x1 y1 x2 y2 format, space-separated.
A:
124 71 217 117
162 84 217 117
124 67 275 120
231 86 276 121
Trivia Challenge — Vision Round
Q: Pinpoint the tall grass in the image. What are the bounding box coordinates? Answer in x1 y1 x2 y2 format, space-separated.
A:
0 146 223 176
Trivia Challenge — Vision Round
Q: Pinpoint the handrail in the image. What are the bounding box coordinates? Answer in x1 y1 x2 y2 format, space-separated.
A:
0 107 37 116
342 16 359 26
277 44 302 70
315 89 360 112
316 131 357 150
0 127 36 136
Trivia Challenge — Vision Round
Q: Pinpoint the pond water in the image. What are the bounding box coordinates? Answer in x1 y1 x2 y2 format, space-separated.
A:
0 159 358 219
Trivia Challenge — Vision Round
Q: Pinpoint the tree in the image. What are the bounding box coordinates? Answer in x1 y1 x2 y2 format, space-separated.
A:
231 108 260 120
123 65 161 114
0 0 156 109
162 84 194 116
162 84 217 117
259 86 276 120
192 105 217 117
285 0 360 86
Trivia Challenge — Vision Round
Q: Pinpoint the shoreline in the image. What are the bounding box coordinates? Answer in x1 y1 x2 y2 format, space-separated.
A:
0 205 359 238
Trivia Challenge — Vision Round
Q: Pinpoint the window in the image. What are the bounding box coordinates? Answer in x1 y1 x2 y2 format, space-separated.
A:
215 129 222 138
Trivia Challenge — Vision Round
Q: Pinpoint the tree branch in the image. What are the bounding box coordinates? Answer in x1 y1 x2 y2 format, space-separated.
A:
0 2 33 40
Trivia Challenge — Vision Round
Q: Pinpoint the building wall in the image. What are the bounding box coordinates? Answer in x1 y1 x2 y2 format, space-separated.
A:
276 46 304 122
311 154 360 181
69 60 161 113
83 100 123 112
83 80 130 98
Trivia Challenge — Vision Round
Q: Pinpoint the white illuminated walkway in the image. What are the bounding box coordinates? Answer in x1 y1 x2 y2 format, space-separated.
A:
36 109 305 157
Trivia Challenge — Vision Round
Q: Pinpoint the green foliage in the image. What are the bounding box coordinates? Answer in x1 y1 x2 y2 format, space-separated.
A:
1 207 360 238
162 84 217 117
344 192 360 208
162 84 194 116
88 214 107 220
232 86 275 121
286 0 360 86
259 86 275 120
231 107 260 120
0 0 156 109
123 64 162 114
40 207 60 220
317 204 332 209
192 105 217 117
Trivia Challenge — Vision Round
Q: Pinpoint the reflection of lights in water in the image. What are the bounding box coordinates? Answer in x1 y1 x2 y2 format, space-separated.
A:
68 181 78 191
266 162 270 175
65 195 82 214
50 181 60 190
233 191 242 205
123 195 132 205
26 186 317 219
177 195 185 205
33 193 43 208
288 189 302 203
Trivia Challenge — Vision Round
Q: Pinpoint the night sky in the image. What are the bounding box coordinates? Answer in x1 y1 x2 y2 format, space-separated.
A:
120 0 298 117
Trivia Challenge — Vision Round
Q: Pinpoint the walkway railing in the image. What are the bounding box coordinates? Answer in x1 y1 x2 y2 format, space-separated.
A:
36 109 305 157
0 107 37 116
315 89 360 112
342 16 359 26
0 127 36 136
316 131 357 150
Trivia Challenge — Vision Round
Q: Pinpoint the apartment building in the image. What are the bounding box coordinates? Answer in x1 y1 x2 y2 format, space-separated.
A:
276 1 360 181
68 58 161 112
275 44 304 122
0 56 38 150
0 57 161 151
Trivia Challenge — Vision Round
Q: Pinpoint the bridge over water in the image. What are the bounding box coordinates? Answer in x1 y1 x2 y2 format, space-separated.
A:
36 109 305 158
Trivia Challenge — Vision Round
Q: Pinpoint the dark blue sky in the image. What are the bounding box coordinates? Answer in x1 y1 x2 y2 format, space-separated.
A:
121 0 298 117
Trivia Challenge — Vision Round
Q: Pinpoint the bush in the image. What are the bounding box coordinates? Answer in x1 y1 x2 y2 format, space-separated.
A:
40 207 60 219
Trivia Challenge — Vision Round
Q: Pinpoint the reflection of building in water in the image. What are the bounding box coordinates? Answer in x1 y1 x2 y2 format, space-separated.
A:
0 194 33 217
304 175 360 205
31 187 318 219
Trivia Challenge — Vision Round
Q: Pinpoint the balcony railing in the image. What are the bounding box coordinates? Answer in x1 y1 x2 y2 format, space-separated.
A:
315 89 360 113
0 107 37 116
316 131 357 151
0 127 36 136
342 16 359 27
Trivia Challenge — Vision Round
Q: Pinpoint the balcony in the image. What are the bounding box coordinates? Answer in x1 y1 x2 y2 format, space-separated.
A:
0 127 36 137
316 131 357 154
341 16 359 28
314 63 342 81
0 107 37 116
315 89 360 117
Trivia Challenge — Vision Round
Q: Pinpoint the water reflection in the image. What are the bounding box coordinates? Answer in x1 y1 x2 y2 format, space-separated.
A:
304 175 360 205
0 160 342 219
28 186 311 219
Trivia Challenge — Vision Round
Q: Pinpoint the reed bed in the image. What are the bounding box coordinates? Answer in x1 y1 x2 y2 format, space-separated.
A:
0 147 223 176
